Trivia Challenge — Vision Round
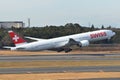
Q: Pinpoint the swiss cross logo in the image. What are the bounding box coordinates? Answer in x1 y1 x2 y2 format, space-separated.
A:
13 35 19 42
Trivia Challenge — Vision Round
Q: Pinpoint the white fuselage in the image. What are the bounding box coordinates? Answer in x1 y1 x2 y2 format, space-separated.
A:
11 30 115 51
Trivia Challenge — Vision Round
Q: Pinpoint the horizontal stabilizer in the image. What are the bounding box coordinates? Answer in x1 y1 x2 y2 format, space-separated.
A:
3 46 15 50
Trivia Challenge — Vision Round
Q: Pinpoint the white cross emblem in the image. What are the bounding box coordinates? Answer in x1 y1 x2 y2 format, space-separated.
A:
13 35 19 42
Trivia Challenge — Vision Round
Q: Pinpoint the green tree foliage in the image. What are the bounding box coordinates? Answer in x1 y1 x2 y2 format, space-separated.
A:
101 25 105 29
90 24 95 31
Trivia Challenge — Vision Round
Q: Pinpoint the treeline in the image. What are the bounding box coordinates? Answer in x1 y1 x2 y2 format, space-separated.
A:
0 23 119 47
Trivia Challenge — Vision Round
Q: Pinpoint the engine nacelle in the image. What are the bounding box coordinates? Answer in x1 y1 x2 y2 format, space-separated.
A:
79 40 89 47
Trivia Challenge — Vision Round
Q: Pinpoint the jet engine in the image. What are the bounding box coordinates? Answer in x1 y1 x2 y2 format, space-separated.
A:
78 40 89 47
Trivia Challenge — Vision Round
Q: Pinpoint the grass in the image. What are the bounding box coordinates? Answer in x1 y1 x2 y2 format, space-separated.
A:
0 60 120 68
1 50 120 56
0 72 120 80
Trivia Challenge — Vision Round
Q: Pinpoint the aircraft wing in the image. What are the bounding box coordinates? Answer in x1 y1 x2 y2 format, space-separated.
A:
57 38 79 53
65 38 79 47
62 38 89 52
48 38 79 52
25 36 47 41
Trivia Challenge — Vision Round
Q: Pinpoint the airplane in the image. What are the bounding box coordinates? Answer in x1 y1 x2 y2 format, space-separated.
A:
5 29 115 52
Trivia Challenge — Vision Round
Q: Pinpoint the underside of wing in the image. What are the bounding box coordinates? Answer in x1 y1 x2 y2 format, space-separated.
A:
49 38 79 53
51 38 89 53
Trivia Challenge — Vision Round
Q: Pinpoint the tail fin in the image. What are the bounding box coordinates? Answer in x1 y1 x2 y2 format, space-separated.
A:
8 31 27 46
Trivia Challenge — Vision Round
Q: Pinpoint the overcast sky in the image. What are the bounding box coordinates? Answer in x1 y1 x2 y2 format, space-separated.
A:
0 0 120 27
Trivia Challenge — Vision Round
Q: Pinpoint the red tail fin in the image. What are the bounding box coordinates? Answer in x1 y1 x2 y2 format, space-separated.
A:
8 31 27 46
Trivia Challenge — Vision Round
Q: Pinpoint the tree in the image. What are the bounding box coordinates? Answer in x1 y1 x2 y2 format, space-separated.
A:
101 25 105 29
107 25 112 29
90 24 95 31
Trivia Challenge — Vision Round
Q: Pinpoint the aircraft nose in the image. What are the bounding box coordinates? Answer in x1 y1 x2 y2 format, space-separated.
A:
112 32 116 36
